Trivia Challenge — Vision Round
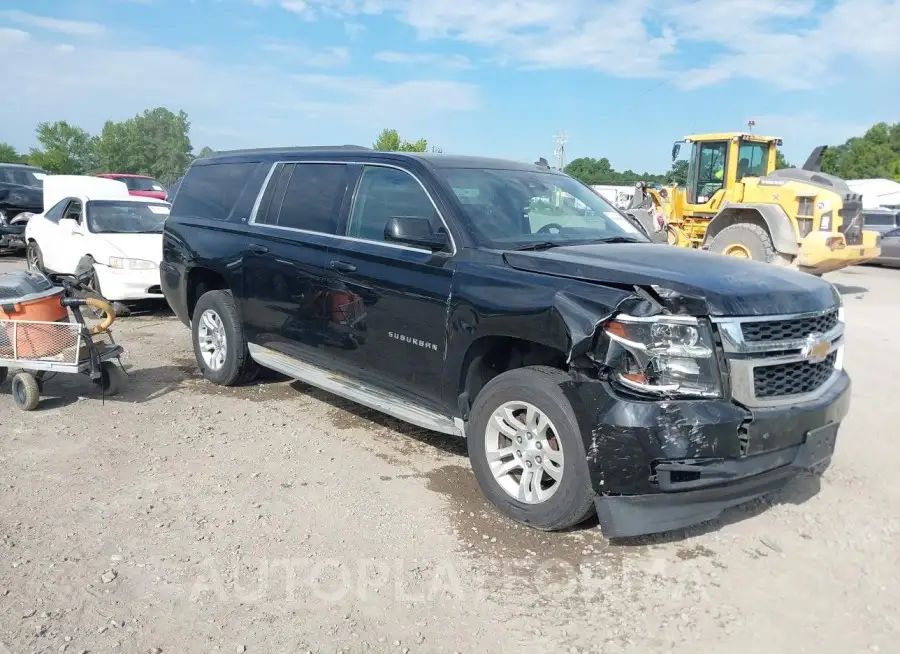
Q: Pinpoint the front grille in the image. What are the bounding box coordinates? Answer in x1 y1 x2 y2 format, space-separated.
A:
741 308 839 342
714 308 843 407
753 351 837 398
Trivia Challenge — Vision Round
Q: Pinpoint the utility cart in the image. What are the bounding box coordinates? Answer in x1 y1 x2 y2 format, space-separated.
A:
0 270 126 411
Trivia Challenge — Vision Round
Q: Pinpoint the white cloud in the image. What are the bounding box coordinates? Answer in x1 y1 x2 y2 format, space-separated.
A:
260 40 351 67
0 27 30 43
374 51 472 70
0 32 480 151
0 10 105 36
251 0 900 88
343 22 365 38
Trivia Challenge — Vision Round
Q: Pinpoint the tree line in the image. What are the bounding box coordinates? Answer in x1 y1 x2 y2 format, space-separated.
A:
0 107 205 185
3 112 897 187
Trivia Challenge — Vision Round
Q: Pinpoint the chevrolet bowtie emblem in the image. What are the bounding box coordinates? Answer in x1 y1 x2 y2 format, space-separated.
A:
801 333 830 363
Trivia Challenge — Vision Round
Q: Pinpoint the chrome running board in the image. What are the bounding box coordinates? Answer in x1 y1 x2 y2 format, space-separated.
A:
248 343 463 437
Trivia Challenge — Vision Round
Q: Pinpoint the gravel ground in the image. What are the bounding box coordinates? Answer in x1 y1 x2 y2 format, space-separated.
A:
0 255 898 654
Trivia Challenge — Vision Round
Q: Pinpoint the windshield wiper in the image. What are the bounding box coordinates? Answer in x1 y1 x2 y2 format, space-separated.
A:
588 236 644 244
512 241 567 251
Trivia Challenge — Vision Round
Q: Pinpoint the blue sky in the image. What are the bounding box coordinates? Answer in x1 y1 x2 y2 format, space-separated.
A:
1 0 898 172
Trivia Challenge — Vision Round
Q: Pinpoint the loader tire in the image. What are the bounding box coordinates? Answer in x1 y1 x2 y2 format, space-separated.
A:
708 223 776 263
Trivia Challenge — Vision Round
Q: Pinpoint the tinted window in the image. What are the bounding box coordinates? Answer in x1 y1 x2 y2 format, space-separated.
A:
348 166 437 242
885 228 900 238
172 162 261 222
0 166 46 187
43 199 67 224
273 163 348 234
256 163 292 225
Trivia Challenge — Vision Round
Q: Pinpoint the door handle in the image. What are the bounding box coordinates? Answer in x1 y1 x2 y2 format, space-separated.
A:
248 244 269 254
329 260 356 273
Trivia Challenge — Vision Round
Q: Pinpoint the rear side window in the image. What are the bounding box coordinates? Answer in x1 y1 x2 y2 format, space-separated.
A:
271 163 349 234
255 163 292 226
172 162 261 221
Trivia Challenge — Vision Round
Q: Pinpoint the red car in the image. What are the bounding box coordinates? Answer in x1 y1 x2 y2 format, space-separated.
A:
96 173 167 200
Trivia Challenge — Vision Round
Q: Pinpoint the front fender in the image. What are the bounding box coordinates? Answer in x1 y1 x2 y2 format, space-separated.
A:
703 203 799 255
441 261 663 411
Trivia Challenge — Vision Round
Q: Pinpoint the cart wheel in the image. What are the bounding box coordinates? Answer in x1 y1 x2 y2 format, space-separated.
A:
11 372 40 411
98 361 126 396
0 367 7 385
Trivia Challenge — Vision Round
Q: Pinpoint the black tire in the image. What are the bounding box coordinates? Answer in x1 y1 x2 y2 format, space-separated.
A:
26 241 44 271
97 361 126 396
11 372 40 411
467 366 595 531
708 223 776 262
191 289 259 386
0 367 7 385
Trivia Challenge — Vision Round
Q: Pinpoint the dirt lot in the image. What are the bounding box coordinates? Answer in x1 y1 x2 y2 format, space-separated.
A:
0 255 898 654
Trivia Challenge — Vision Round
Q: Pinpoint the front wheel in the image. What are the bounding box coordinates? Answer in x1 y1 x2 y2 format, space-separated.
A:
26 241 43 271
11 372 40 411
707 223 776 262
467 366 595 531
191 289 259 386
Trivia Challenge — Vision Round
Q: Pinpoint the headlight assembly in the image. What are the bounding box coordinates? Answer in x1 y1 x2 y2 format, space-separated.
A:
109 257 157 270
601 314 722 398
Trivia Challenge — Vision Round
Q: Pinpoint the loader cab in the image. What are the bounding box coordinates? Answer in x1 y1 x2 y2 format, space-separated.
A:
676 133 780 215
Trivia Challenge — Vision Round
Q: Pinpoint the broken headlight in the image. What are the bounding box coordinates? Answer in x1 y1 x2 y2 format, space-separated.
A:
602 314 721 398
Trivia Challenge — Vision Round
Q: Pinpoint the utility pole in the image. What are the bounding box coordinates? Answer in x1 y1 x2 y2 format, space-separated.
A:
553 131 568 170
747 119 756 133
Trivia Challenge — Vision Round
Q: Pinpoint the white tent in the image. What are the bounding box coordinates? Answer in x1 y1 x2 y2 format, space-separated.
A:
846 178 900 209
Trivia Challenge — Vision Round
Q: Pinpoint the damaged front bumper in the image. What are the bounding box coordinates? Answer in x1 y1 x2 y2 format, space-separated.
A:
0 224 26 251
563 370 850 539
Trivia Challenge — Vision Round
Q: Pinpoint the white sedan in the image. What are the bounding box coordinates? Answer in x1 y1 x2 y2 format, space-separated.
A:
24 175 169 303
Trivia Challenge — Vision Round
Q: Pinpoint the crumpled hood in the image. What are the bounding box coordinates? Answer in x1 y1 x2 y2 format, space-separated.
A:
503 243 839 316
94 233 163 265
0 183 43 209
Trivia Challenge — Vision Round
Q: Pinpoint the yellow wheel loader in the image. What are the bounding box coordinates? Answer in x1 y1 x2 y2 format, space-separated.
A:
625 133 881 275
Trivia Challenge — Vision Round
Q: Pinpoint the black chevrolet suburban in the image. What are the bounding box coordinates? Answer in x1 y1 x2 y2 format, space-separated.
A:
160 147 850 538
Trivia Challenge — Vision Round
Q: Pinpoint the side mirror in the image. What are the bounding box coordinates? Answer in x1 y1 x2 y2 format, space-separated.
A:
384 216 448 251
671 142 682 161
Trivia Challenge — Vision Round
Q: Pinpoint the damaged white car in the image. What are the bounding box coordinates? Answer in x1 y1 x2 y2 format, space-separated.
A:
24 175 169 308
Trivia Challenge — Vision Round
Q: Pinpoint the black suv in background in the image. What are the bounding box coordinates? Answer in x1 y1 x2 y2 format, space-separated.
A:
161 147 850 538
0 163 45 253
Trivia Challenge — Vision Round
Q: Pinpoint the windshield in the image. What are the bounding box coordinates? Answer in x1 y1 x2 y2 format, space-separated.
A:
120 177 166 192
439 168 647 249
87 201 170 234
0 166 47 188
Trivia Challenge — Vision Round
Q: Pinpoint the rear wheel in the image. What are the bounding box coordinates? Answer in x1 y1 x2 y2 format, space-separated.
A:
96 361 126 396
708 223 777 263
192 290 259 386
467 366 595 531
